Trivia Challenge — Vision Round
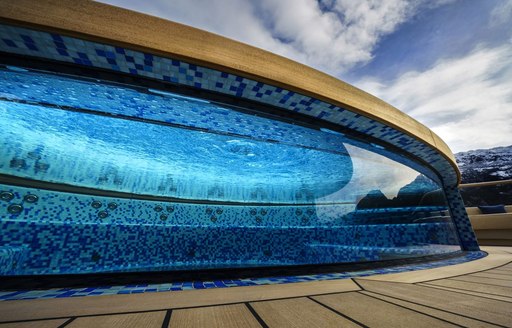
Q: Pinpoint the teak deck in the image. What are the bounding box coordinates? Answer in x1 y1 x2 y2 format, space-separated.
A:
0 247 511 327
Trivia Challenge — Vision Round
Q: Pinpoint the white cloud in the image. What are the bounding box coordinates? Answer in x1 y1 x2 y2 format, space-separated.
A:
97 0 446 74
490 0 512 27
255 0 413 72
355 44 512 152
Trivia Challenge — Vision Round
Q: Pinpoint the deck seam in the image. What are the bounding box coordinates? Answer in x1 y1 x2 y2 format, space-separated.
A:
0 308 170 325
0 289 359 324
446 277 512 288
419 282 512 300
415 283 512 303
359 291 466 328
476 269 512 276
307 296 368 328
491 268 512 273
160 309 172 328
56 318 75 328
351 278 365 290
470 273 512 280
361 289 509 327
244 303 269 328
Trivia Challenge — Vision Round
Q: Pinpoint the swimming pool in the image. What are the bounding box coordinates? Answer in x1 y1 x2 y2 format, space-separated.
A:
0 14 477 280
0 65 461 275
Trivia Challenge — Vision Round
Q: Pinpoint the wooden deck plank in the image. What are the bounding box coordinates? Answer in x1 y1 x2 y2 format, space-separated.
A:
0 319 70 328
0 279 359 322
416 283 512 302
425 279 512 297
250 297 361 328
471 272 512 280
313 292 458 328
496 263 512 269
359 291 501 328
450 275 512 287
357 252 512 283
491 267 512 273
169 304 261 328
0 248 512 327
356 279 512 327
66 311 166 328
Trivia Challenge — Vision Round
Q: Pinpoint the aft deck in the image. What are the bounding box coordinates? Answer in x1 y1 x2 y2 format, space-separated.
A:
0 246 510 327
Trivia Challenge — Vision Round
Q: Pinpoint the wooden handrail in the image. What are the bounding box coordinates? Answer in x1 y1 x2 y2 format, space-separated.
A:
459 179 512 189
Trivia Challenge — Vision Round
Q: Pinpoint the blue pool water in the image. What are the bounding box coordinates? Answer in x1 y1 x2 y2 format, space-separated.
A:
0 67 354 203
0 66 462 276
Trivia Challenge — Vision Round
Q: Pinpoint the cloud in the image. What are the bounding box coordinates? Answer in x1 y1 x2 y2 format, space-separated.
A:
490 0 512 27
355 44 512 152
96 0 512 153
98 0 449 74
254 0 414 72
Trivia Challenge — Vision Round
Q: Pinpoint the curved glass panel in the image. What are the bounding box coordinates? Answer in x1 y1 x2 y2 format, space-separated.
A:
0 66 461 276
0 68 354 203
0 102 354 203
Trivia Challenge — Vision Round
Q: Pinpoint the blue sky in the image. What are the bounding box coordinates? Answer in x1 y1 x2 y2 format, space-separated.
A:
98 0 512 153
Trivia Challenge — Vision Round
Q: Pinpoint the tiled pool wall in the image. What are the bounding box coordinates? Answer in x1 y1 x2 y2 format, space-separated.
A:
0 20 478 259
0 184 460 275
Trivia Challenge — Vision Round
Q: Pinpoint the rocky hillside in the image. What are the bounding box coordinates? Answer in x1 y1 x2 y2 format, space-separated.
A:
455 145 512 183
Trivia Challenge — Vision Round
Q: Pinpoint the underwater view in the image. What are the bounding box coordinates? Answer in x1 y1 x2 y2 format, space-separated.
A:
0 65 461 276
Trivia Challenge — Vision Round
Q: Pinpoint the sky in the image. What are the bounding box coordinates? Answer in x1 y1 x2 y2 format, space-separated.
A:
98 0 512 153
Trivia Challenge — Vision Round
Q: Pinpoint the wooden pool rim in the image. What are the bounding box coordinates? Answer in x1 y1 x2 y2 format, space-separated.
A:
0 0 460 184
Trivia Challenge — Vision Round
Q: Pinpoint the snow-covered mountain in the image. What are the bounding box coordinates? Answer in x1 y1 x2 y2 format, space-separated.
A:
455 145 512 183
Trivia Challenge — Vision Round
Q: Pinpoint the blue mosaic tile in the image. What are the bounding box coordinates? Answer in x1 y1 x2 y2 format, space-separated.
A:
0 245 29 275
0 251 486 301
444 186 479 251
0 184 462 275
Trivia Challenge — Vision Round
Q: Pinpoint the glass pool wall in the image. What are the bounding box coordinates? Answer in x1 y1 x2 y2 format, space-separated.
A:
0 65 461 276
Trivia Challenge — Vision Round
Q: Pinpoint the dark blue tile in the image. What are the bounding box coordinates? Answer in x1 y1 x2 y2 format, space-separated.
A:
54 41 66 49
20 35 34 43
50 33 63 42
2 39 17 47
113 46 125 54
77 52 89 59
25 43 38 51
57 49 69 56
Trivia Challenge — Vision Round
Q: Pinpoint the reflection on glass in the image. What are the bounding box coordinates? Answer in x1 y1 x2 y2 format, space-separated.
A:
0 66 461 275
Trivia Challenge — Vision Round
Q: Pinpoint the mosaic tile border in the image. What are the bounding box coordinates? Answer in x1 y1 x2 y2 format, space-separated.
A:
0 251 486 301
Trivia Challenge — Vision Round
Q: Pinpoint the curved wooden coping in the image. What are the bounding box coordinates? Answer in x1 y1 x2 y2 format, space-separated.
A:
0 0 460 183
